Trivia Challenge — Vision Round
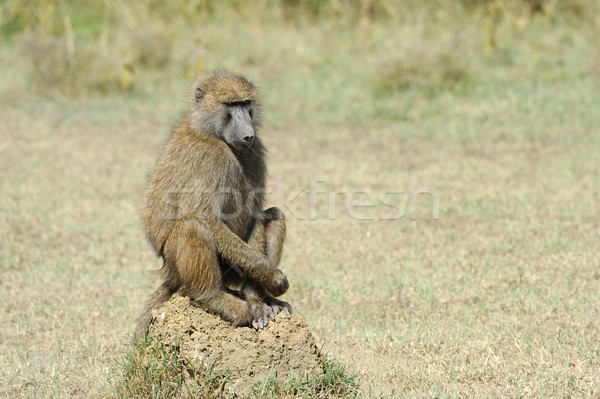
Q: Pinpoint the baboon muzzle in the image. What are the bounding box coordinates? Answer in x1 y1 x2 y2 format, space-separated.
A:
231 107 254 147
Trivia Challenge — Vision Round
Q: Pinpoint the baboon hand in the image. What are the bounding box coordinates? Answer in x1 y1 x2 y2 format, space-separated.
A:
269 269 289 297
268 298 292 316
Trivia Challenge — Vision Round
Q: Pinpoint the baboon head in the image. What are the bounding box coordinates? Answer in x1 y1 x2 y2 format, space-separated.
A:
191 71 262 150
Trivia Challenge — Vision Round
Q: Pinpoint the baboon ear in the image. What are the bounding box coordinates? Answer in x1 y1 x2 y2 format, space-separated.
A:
195 86 204 102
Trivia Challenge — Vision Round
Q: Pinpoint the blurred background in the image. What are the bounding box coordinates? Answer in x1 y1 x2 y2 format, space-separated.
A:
1 1 599 397
2 0 598 118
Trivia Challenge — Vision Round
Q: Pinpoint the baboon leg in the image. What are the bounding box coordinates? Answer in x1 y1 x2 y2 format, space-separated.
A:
247 218 267 257
263 207 286 266
243 207 291 328
247 207 287 294
246 207 285 264
166 217 252 326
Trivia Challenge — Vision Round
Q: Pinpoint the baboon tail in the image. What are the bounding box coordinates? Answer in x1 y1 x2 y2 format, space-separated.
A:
134 281 180 340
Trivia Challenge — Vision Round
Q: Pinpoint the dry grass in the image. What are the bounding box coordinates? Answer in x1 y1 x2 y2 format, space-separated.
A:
1 2 599 397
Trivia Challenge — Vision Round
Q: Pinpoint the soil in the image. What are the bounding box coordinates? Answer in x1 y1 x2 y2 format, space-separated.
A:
149 293 323 397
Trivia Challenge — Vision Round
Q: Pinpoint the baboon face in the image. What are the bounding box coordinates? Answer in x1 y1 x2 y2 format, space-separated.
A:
192 72 261 150
220 101 255 149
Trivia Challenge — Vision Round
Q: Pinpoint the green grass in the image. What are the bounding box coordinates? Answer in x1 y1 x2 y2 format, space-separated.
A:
249 354 359 398
112 334 191 399
1 1 600 397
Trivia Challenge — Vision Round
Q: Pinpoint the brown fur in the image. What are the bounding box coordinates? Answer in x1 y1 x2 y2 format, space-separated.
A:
135 71 291 339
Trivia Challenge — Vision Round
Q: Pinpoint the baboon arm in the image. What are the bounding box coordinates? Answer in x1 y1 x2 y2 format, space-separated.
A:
206 219 271 271
206 218 288 297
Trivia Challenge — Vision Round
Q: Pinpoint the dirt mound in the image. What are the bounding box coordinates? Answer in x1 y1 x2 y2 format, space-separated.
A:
149 293 323 396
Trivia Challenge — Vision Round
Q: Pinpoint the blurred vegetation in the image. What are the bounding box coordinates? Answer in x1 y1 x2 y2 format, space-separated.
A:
1 0 598 98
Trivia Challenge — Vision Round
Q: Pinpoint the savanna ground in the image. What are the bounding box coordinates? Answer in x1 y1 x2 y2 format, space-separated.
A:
1 0 599 397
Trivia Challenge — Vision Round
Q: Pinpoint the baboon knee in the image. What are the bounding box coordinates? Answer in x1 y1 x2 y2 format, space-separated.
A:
264 207 285 222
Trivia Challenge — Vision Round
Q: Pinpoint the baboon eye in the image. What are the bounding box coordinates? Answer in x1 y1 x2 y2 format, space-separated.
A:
249 108 254 118
195 87 204 102
225 111 232 124
223 100 251 107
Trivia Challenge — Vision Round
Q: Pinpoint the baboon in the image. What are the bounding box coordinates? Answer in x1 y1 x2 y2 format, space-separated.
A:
135 71 291 339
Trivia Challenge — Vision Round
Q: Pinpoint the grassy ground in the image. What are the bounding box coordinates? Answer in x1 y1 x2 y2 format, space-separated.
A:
1 1 599 397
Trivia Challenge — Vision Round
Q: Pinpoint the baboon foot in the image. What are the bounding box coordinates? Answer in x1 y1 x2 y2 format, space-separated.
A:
266 296 292 317
189 289 253 327
250 302 276 329
248 298 291 329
